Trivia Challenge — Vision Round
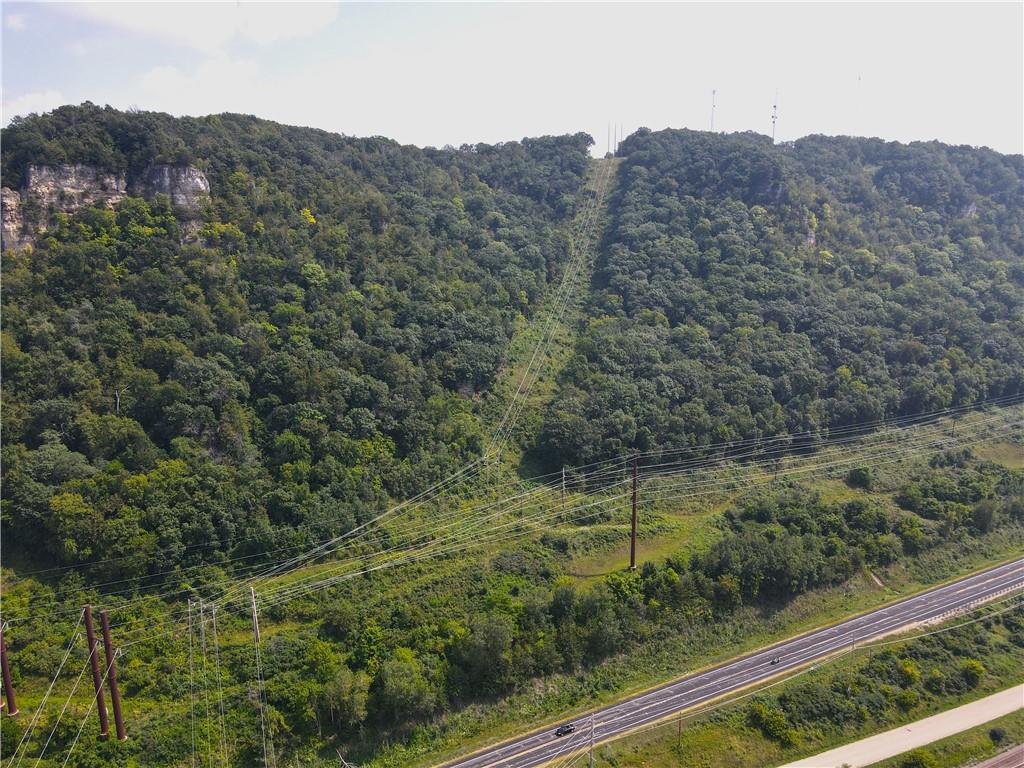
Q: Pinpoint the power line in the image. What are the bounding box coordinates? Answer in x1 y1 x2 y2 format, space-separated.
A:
94 407 1020 643
6 394 1018 618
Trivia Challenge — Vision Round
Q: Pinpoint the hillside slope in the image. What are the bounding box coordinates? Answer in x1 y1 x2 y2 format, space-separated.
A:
0 111 1022 768
1 104 592 579
538 129 1024 468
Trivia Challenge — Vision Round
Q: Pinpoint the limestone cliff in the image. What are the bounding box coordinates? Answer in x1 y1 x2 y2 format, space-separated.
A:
25 164 128 213
1 188 25 250
134 164 211 209
1 162 210 250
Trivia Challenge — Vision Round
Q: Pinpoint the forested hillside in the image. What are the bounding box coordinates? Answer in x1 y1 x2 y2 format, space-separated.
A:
539 129 1024 467
1 110 1022 768
1 104 592 579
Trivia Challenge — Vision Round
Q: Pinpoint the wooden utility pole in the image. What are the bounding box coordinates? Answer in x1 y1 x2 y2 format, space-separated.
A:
100 609 127 741
0 626 18 716
84 605 110 739
629 456 638 571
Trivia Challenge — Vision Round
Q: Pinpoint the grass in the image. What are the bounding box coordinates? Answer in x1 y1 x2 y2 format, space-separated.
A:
865 709 1023 768
974 441 1024 470
483 156 617 465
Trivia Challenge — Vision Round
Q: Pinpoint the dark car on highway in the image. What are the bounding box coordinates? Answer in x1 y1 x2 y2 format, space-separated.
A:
554 724 576 737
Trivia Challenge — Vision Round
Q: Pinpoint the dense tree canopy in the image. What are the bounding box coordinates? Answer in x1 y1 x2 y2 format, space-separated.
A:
538 129 1024 468
1 104 593 579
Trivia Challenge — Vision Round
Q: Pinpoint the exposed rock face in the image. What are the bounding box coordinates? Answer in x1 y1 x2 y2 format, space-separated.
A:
2 188 26 251
1 163 210 250
135 164 211 209
25 164 128 213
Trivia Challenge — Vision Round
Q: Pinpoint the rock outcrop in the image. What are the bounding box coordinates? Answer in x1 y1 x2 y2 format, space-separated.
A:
2 188 25 250
25 164 128 213
134 164 211 209
2 163 210 250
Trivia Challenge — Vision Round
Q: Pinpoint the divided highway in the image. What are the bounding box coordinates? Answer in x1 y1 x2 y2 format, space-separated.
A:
439 558 1024 768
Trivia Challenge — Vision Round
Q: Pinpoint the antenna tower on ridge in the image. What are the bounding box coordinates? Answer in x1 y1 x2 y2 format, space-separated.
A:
771 89 779 143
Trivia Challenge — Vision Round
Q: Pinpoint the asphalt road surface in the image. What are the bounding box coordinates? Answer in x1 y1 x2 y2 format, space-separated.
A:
438 557 1024 768
974 745 1024 768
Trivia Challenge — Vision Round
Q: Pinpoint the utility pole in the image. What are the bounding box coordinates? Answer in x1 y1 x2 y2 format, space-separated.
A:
710 89 717 132
629 456 638 571
589 715 595 768
0 625 18 716
188 599 197 766
84 605 110 739
100 609 128 741
561 467 566 511
251 587 271 768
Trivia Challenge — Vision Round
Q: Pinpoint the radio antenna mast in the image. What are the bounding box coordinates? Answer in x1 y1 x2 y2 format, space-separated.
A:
771 89 779 143
710 89 717 132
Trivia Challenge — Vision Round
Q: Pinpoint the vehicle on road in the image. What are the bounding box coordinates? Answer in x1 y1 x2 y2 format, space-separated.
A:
554 724 576 737
770 656 782 665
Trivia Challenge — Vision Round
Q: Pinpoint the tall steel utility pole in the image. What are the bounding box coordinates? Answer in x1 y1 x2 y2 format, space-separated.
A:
251 587 272 768
629 456 638 570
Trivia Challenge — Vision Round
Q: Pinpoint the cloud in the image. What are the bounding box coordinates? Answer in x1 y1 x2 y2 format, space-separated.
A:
138 58 262 115
5 12 26 30
3 90 65 124
66 2 340 54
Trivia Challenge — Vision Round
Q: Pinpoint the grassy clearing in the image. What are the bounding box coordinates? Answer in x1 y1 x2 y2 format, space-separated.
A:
563 408 1020 585
865 709 1023 768
975 441 1024 470
483 157 618 464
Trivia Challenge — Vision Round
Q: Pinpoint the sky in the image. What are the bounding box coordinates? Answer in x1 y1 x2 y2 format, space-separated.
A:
2 2 1022 156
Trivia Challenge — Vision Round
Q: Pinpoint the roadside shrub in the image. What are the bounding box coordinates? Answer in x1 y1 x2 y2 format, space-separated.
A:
900 749 939 768
748 700 796 746
846 467 873 490
960 658 985 688
924 668 946 694
895 688 920 711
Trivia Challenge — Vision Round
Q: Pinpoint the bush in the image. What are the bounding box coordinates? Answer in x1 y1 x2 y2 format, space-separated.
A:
748 700 797 746
960 658 985 688
990 726 1006 744
846 467 873 490
900 750 939 768
895 688 920 711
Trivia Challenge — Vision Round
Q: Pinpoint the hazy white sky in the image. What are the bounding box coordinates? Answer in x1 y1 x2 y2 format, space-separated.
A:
2 2 1022 155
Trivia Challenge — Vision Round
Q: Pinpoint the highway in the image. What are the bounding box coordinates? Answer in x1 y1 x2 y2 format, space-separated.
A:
438 557 1024 768
974 745 1024 768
